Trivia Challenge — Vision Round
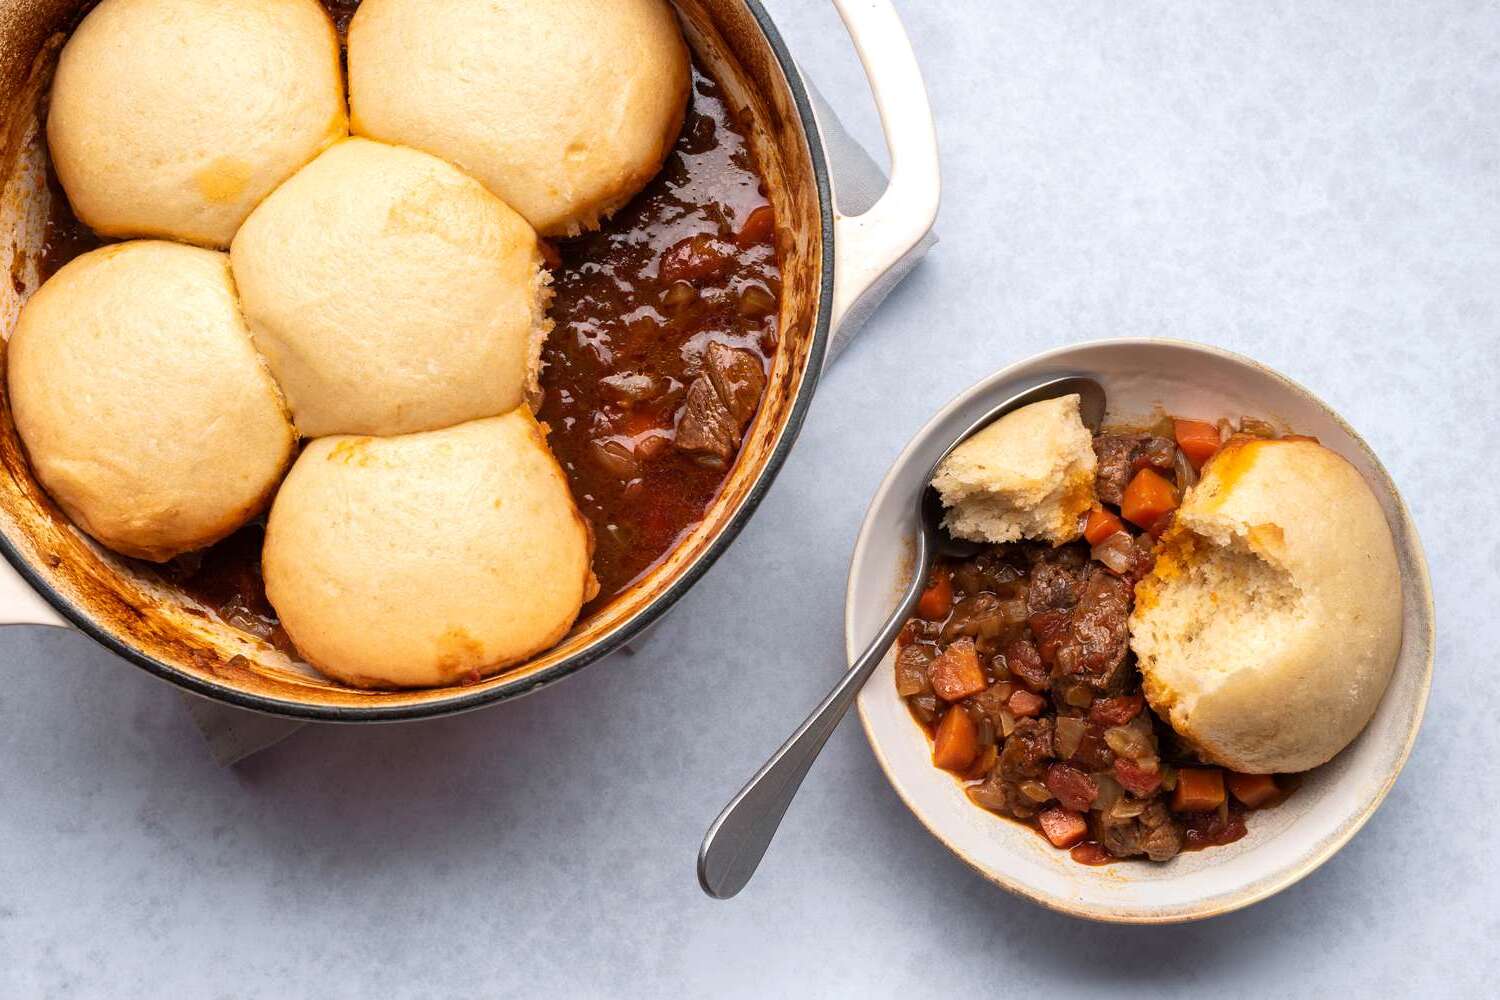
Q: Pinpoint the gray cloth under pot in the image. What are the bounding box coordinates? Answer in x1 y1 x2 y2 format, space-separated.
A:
186 78 939 765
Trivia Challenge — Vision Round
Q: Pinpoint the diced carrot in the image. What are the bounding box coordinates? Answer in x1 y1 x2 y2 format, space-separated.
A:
928 638 987 702
1008 689 1046 718
916 567 953 621
965 744 999 781
932 706 979 771
1113 757 1162 797
1121 468 1178 529
1227 772 1279 808
1070 842 1113 865
1173 418 1222 470
1083 507 1125 546
1172 767 1226 812
736 204 776 247
1038 807 1089 849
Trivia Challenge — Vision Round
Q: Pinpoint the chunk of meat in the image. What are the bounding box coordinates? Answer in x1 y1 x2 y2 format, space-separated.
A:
657 233 735 284
1070 721 1116 771
1093 433 1176 505
1001 637 1049 693
1089 694 1144 726
1114 757 1163 797
674 342 767 466
1025 551 1088 614
673 376 738 464
1008 689 1046 718
1066 571 1132 690
1029 566 1132 694
998 718 1055 781
703 341 766 427
1045 763 1099 812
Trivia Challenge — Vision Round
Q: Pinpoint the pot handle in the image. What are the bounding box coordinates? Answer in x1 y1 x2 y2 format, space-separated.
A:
0 553 69 629
827 0 940 335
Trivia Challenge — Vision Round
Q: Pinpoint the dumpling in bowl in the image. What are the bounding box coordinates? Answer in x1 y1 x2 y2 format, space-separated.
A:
262 410 597 689
932 394 1097 545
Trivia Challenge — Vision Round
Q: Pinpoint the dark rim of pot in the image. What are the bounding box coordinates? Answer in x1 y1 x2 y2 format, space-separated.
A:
0 0 835 722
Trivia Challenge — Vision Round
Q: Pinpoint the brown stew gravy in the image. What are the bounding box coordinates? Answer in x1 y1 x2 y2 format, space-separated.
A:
34 13 780 650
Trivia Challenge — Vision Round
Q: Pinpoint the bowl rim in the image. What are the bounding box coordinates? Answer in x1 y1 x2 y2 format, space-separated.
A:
0 0 836 723
845 336 1435 923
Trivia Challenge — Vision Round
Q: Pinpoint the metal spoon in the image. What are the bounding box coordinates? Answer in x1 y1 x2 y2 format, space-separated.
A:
697 375 1107 899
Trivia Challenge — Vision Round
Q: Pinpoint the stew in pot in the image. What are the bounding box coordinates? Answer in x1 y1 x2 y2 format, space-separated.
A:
34 11 780 651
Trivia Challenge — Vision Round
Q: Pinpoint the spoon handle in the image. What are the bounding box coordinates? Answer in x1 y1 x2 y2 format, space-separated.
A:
697 549 928 899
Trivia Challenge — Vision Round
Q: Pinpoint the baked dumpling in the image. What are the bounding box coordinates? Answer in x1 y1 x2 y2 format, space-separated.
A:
347 0 690 236
7 241 295 561
262 411 597 688
1131 438 1403 773
47 0 346 248
932 394 1097 545
230 138 549 438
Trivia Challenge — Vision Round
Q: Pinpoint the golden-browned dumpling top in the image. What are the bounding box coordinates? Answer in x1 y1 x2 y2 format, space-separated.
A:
47 0 346 248
230 138 550 438
6 241 295 561
347 0 690 236
1131 438 1403 773
262 411 597 689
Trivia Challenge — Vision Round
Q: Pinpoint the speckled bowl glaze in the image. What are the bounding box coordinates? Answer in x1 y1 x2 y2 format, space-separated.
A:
846 339 1434 923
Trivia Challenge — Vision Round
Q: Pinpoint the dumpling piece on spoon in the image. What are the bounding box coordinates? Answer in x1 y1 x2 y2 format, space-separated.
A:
230 138 550 438
1130 437 1403 773
262 411 597 689
6 241 295 561
347 0 690 236
931 394 1097 545
46 0 346 248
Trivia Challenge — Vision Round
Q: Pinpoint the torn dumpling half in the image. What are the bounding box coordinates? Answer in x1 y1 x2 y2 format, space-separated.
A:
1130 437 1403 773
931 394 1097 545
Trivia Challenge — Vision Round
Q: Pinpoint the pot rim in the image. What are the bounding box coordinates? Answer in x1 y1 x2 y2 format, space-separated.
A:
0 0 836 723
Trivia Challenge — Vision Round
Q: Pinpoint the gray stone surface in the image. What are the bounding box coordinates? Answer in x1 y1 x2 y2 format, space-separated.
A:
2 1 1496 996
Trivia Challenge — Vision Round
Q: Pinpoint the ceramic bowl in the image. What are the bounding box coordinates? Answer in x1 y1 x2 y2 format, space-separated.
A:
845 339 1433 923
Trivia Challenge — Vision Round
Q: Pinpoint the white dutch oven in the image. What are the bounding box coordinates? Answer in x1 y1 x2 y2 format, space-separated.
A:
0 0 939 719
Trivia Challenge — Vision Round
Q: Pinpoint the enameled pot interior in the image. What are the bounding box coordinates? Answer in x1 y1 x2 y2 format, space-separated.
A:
0 0 830 718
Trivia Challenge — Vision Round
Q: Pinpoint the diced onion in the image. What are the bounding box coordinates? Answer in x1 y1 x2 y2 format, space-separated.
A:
1063 685 1095 708
1055 716 1087 760
1105 725 1153 760
1109 797 1147 820
1092 774 1124 812
1091 531 1136 575
1174 447 1198 492
999 709 1018 737
1020 781 1052 803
